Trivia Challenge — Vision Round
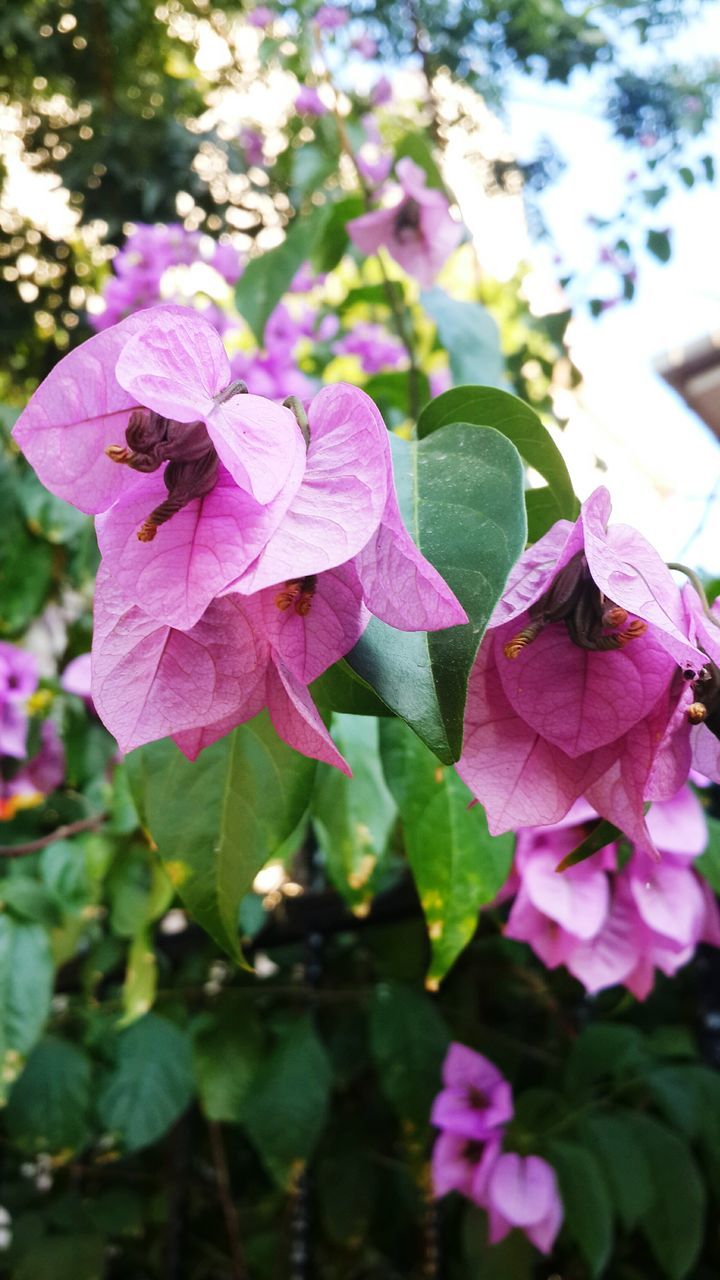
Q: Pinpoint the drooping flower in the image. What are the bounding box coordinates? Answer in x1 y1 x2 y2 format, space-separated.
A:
347 158 462 287
481 1152 564 1255
457 488 708 856
430 1043 513 1141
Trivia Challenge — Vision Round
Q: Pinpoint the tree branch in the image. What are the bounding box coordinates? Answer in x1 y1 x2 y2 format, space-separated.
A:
0 812 107 858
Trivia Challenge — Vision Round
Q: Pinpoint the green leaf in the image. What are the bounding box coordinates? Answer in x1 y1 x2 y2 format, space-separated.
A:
11 1234 105 1280
547 1139 613 1277
0 916 54 1096
126 712 316 959
17 469 89 544
394 131 445 189
624 1110 705 1280
380 719 513 981
119 929 157 1027
647 228 672 263
311 658 392 718
234 211 322 343
525 485 563 541
695 812 720 893
417 384 578 524
310 194 364 272
346 424 526 763
679 166 695 188
421 288 504 387
6 1036 92 1155
581 1112 653 1230
193 1003 265 1124
369 981 449 1134
564 1024 647 1096
555 819 623 871
98 1014 194 1152
242 1015 331 1187
313 715 397 908
464 1205 534 1277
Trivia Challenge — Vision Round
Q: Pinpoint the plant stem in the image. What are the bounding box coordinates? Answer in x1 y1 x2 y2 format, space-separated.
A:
668 562 720 631
208 1121 248 1280
0 812 106 858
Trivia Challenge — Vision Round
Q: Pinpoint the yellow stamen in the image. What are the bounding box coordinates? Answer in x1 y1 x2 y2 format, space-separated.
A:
137 520 158 542
615 619 647 646
603 605 628 627
503 620 543 659
687 702 708 724
105 444 132 464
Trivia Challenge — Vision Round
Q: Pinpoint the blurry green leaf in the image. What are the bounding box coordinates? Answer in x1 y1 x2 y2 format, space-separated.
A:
17 470 89 544
0 916 53 1096
119 928 157 1027
582 1112 653 1230
363 369 431 419
525 485 562 540
394 131 445 189
126 713 316 959
11 1233 105 1280
291 142 339 201
41 839 91 914
243 1015 331 1187
311 194 364 272
564 1024 647 1096
107 846 172 939
193 1004 265 1124
548 1139 613 1277
421 288 504 387
464 1205 533 1276
647 228 672 262
0 519 53 636
417 385 578 524
312 659 392 718
679 166 695 188
313 715 397 907
98 1014 194 1152
644 184 669 207
380 719 513 981
0 876 59 925
624 1110 705 1280
235 211 323 343
555 819 623 871
695 813 720 893
6 1036 92 1155
347 425 526 763
369 981 448 1134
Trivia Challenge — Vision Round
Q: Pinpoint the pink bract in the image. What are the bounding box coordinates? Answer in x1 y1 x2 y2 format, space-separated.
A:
347 158 463 288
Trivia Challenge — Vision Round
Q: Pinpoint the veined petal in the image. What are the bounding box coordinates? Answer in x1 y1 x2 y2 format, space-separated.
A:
115 307 230 422
92 568 266 754
206 393 306 505
266 658 351 775
260 562 368 685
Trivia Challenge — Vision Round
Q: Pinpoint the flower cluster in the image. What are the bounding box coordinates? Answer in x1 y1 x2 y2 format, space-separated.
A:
0 643 63 821
89 224 242 332
13 305 466 769
503 784 720 998
431 1044 563 1254
457 487 719 860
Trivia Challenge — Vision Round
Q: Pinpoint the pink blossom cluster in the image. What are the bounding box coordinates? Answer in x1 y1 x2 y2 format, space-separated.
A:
432 1044 563 1254
89 224 243 333
229 300 336 402
503 785 720 998
457 487 720 861
13 305 466 771
333 321 405 373
0 642 63 821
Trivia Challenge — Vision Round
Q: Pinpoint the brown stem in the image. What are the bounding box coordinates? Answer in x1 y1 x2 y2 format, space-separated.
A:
208 1121 248 1280
0 812 106 858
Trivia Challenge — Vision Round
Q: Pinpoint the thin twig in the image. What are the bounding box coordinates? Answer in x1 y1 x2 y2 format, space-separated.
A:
668 562 720 631
208 1121 248 1280
0 812 107 858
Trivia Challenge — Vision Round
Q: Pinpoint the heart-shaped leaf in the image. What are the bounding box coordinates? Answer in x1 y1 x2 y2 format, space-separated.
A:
346 423 526 763
126 711 315 959
417 385 579 528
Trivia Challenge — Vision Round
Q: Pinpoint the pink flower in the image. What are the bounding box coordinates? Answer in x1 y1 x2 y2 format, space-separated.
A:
352 33 378 58
347 158 463 288
314 5 347 29
482 1152 563 1255
1 721 65 821
333 322 405 373
239 127 265 168
457 488 707 857
370 75 392 106
295 86 328 116
430 1043 513 1141
431 1131 490 1201
247 5 273 26
0 643 38 759
60 652 94 708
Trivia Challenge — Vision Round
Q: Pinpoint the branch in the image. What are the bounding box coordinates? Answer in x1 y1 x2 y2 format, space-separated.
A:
208 1121 248 1280
0 812 107 858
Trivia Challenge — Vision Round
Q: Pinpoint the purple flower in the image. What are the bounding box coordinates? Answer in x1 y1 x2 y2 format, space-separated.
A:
247 5 273 27
0 643 38 760
456 488 708 857
1 721 64 821
239 127 265 168
89 223 202 331
352 33 378 58
60 652 93 707
370 75 392 106
431 1043 513 1141
333 322 405 373
482 1152 563 1255
209 240 243 284
431 1131 494 1201
314 5 347 30
295 86 328 116
347 158 462 288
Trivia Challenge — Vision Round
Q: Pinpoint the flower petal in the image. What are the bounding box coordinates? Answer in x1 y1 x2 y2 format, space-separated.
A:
266 658 351 775
261 562 368 685
115 307 229 422
206 393 306 504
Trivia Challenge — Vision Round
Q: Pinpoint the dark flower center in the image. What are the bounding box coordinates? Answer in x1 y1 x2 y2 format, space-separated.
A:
686 661 720 735
275 575 318 616
393 197 422 243
467 1086 490 1109
503 551 647 660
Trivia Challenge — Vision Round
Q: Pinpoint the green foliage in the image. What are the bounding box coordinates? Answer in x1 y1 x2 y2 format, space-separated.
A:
421 289 505 388
98 1015 194 1153
548 1139 613 1277
347 423 527 762
370 981 449 1137
6 1036 92 1155
0 916 54 1096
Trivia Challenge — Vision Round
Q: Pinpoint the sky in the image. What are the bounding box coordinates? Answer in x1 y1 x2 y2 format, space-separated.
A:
503 2 720 572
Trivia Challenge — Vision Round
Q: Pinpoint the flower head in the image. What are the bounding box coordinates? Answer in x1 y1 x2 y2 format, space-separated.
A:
295 86 328 116
482 1152 563 1255
347 158 462 287
0 643 38 760
430 1043 513 1141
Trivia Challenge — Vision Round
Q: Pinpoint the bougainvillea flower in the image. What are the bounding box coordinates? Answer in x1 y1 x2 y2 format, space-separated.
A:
431 1131 490 1201
347 158 463 287
13 305 305 514
295 86 328 116
230 385 467 634
430 1043 513 1141
91 564 355 774
482 1153 563 1255
457 488 707 853
0 642 38 760
0 722 65 822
